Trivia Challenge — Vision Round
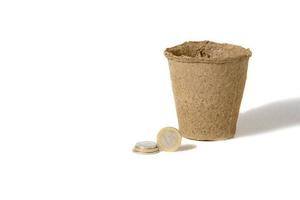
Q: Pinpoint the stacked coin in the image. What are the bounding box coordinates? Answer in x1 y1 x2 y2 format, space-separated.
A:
133 141 159 153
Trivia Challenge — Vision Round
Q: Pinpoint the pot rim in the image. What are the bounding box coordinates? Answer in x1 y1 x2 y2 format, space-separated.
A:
164 41 252 64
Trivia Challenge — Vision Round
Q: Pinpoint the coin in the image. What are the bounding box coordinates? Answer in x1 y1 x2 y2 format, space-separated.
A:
133 146 159 153
157 127 182 152
135 141 157 149
133 141 159 153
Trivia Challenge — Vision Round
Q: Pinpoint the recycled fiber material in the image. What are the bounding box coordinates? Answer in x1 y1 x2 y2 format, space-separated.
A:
165 41 252 140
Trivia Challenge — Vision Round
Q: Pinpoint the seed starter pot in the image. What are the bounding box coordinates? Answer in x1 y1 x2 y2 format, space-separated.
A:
165 41 252 140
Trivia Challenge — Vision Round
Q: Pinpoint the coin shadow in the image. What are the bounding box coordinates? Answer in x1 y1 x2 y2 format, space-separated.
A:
177 144 197 152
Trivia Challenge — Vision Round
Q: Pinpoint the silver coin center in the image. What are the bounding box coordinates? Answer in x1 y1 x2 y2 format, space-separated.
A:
159 131 178 148
135 141 157 149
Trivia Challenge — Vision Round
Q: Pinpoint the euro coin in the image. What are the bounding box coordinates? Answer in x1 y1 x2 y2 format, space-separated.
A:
157 127 182 152
133 141 159 153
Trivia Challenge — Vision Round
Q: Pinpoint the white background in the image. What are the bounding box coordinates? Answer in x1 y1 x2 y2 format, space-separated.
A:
1 0 300 199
